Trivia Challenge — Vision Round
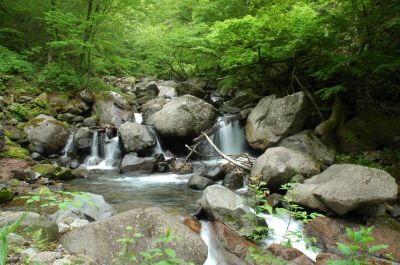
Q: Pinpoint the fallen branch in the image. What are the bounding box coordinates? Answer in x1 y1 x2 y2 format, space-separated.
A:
202 132 251 171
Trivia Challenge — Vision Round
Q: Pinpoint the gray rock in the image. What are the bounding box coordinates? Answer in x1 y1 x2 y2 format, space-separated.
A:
6 233 27 246
12 169 37 182
120 153 156 174
245 92 309 150
30 251 62 264
63 99 89 115
79 89 95 104
292 164 398 215
251 147 320 191
61 207 207 265
188 175 215 190
31 152 41 160
222 171 245 190
51 193 115 224
201 185 258 235
95 92 134 128
24 115 69 155
140 98 167 123
200 166 225 181
82 117 97 127
118 122 155 153
73 127 92 155
158 80 177 98
148 95 218 137
0 211 59 242
279 130 335 168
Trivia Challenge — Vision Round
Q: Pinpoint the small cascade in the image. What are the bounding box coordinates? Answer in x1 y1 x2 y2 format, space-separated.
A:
85 131 100 166
97 135 121 168
213 116 248 155
147 126 165 155
62 133 75 158
134 112 143 124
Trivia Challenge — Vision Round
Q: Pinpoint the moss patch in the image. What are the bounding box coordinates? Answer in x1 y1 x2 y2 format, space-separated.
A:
31 164 72 180
0 188 14 203
0 145 30 159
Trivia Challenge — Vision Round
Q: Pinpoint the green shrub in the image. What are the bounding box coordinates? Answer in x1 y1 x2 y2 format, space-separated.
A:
38 62 82 91
8 103 29 122
0 46 34 76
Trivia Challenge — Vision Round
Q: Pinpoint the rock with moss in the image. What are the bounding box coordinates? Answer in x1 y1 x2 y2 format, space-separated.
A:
0 124 4 151
24 114 69 155
32 164 74 180
0 185 14 203
0 145 30 159
220 89 261 114
147 95 218 137
63 99 89 115
48 93 69 113
33 92 49 109
79 89 95 104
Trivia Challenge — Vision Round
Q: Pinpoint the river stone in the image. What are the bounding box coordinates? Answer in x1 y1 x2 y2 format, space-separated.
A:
82 117 97 127
0 211 59 242
118 122 155 152
292 164 398 215
200 166 225 181
79 89 95 104
94 92 134 128
30 251 62 264
187 174 215 190
245 92 309 150
201 185 257 235
148 95 218 137
222 171 245 190
61 207 208 265
24 115 69 155
251 147 320 192
120 153 156 174
51 193 114 224
74 127 91 155
158 80 177 99
140 98 167 119
279 130 335 168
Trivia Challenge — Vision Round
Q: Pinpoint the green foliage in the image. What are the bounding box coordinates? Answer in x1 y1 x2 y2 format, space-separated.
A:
8 103 29 122
113 227 194 265
0 46 33 76
316 85 346 101
328 227 388 265
0 212 27 265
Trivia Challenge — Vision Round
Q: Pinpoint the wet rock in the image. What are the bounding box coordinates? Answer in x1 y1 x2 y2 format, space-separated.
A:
31 164 75 180
201 185 263 235
251 147 320 192
222 171 245 190
148 95 217 137
73 127 91 155
200 166 225 181
24 115 69 155
118 122 156 153
279 130 336 168
82 117 97 127
213 221 256 258
51 193 114 224
188 174 215 190
0 211 59 241
245 92 309 150
182 217 201 234
292 164 398 215
62 207 208 265
120 153 156 174
170 159 193 174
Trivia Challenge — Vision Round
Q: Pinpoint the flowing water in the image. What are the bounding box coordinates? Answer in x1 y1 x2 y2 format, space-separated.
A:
147 126 166 156
61 133 75 158
134 112 143 124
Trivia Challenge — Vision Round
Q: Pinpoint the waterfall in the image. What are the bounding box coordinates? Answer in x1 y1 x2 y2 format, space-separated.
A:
147 126 165 155
83 131 121 169
85 131 100 166
134 113 143 124
62 133 75 158
97 135 121 168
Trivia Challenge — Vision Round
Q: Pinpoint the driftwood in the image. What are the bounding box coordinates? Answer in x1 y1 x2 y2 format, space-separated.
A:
201 133 252 171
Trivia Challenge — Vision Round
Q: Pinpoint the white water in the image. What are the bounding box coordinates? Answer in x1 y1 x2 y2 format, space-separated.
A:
213 116 248 155
84 132 121 170
134 112 143 124
147 126 166 156
85 131 100 166
62 133 75 158
109 173 189 185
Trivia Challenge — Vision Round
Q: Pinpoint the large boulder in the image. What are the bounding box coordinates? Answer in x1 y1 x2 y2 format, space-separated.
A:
251 147 320 191
0 211 59 242
292 164 398 215
118 122 155 153
73 127 92 155
245 92 309 150
200 185 261 235
139 98 167 123
24 115 69 155
279 130 335 168
61 207 208 265
94 92 134 128
148 95 218 137
158 80 177 99
120 153 156 174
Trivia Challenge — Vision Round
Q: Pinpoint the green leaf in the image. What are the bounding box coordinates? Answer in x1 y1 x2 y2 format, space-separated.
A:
164 248 176 258
337 243 354 256
368 244 388 254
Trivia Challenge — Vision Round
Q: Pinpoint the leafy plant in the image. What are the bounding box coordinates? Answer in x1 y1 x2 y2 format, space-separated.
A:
0 212 27 265
328 227 389 265
9 103 29 122
113 227 194 265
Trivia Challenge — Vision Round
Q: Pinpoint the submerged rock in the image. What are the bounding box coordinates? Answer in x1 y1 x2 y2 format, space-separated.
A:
245 92 309 150
148 95 217 137
24 115 69 155
251 147 320 191
118 122 155 153
292 164 398 215
62 207 207 264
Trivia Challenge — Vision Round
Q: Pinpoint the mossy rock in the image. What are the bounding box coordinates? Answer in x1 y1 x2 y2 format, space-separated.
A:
0 145 30 159
48 93 70 112
33 92 49 109
4 126 26 141
0 188 14 203
31 164 73 180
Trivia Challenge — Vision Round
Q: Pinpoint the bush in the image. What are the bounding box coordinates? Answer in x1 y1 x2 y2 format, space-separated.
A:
38 62 82 91
0 46 34 76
